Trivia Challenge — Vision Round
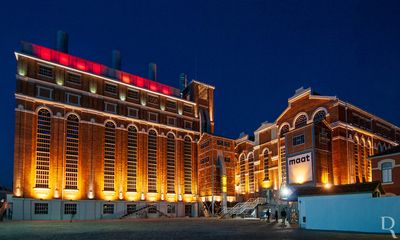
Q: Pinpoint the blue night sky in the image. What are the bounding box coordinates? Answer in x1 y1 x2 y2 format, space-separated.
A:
0 0 399 188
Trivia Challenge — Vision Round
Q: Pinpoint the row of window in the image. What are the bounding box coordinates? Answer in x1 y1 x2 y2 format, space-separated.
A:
33 203 178 215
33 109 193 192
279 110 327 136
37 65 194 115
36 86 193 130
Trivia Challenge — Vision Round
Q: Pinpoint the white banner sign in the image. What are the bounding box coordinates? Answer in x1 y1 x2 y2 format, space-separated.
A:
287 152 313 184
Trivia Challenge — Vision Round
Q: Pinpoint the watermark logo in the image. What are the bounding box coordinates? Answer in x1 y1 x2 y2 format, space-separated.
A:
381 216 397 239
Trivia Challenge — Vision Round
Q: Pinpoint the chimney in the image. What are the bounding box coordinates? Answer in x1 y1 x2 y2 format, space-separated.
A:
148 63 157 81
111 50 121 70
179 73 188 92
56 31 69 53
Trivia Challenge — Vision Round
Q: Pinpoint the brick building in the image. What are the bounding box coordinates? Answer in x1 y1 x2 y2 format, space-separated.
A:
370 146 400 195
236 87 400 199
12 33 229 220
11 34 400 220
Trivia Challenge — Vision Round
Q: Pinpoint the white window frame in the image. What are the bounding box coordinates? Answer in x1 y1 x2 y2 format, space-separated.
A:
104 102 117 114
36 86 53 100
184 120 192 130
38 64 54 79
167 116 176 126
127 107 139 118
148 112 159 123
65 92 81 106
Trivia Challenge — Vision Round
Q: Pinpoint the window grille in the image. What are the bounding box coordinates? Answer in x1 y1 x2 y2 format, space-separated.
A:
166 134 175 193
35 109 51 188
65 114 79 189
183 137 192 194
148 130 157 192
104 122 116 191
127 126 138 192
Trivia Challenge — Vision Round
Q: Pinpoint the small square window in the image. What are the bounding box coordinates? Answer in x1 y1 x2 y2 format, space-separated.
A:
37 86 53 100
34 203 49 215
183 105 193 115
167 117 176 126
38 65 53 78
67 72 81 85
64 203 77 215
293 135 305 146
105 102 117 114
103 204 114 214
105 83 117 94
127 89 139 100
127 107 139 118
167 205 176 214
147 95 159 107
127 204 137 214
65 93 81 106
166 100 177 111
148 112 158 123
184 121 192 130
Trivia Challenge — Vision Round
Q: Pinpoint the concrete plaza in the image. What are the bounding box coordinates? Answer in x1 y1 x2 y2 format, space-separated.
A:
0 218 393 240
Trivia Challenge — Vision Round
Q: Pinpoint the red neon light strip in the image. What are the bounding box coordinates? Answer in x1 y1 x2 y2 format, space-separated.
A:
29 43 178 97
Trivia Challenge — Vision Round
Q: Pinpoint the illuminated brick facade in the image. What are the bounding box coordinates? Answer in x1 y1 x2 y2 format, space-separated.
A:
13 41 218 219
236 88 400 198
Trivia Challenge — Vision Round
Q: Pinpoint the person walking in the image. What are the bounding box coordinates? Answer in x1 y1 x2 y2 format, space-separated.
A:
281 208 287 226
274 210 278 222
266 209 271 222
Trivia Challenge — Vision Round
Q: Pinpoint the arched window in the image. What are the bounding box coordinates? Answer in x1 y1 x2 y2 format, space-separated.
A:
65 114 79 189
148 130 157 193
166 133 176 193
280 124 289 136
295 114 307 128
382 162 393 183
127 126 138 192
104 121 116 191
313 110 326 122
353 138 360 182
360 140 366 182
183 136 192 194
248 153 255 193
239 154 246 193
263 150 269 181
35 109 51 188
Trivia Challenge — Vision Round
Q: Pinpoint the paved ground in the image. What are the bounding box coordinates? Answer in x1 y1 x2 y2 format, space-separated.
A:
0 218 393 240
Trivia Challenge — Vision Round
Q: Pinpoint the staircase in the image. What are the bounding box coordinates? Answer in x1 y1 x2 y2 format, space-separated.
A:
220 197 266 219
120 205 163 219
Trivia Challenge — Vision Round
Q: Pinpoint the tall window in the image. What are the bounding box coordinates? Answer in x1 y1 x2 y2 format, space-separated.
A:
382 162 393 183
313 110 326 122
183 136 192 194
65 114 79 189
248 153 255 193
35 109 51 188
353 138 360 182
148 130 157 193
360 141 366 182
166 133 175 193
280 147 287 184
264 150 270 181
295 114 307 128
104 122 116 191
240 154 246 193
127 126 138 192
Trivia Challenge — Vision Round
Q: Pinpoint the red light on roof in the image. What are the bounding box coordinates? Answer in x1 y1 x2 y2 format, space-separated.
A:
92 63 102 75
26 43 181 97
136 77 145 87
58 53 69 65
76 61 86 71
122 74 131 84
162 87 170 95
40 48 52 60
149 82 158 91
